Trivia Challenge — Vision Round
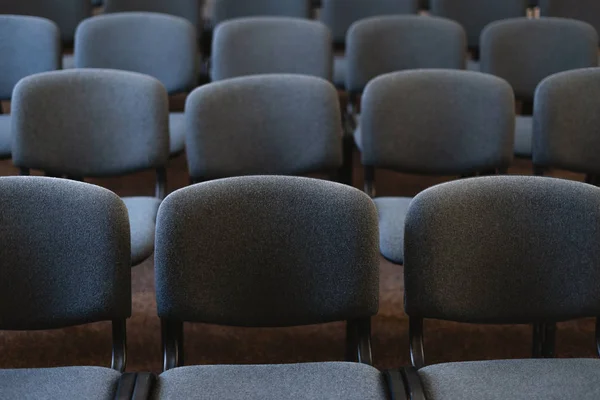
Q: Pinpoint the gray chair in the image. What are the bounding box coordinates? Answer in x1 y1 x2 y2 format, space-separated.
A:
151 175 387 398
104 0 204 32
211 0 311 26
0 15 61 161
480 17 598 157
0 176 132 399
211 17 332 81
360 70 514 264
398 176 600 398
540 0 600 43
75 12 198 156
11 69 170 267
185 74 343 182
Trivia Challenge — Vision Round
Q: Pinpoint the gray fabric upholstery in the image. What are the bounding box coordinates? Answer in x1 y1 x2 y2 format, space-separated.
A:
540 0 600 43
123 197 161 266
345 16 467 93
0 366 122 400
75 12 198 94
374 197 412 264
0 0 92 43
12 69 170 177
0 115 11 159
533 68 600 174
185 74 343 180
320 0 418 44
360 70 514 174
212 0 311 26
211 17 332 81
0 176 131 330
419 359 600 400
0 15 60 100
169 112 186 155
430 0 528 48
154 362 388 400
404 176 600 323
104 0 202 31
333 55 346 88
62 54 75 69
466 58 480 72
480 17 598 101
515 115 532 157
155 176 379 326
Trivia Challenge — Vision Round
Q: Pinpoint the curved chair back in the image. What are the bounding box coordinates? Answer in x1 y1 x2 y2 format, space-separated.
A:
212 0 311 26
480 17 598 101
104 0 203 31
75 12 198 94
539 0 600 43
211 17 332 81
345 16 466 95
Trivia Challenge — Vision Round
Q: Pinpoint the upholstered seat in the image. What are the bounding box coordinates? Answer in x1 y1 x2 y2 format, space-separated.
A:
123 197 161 266
514 115 532 157
168 112 186 155
374 197 413 264
0 115 11 159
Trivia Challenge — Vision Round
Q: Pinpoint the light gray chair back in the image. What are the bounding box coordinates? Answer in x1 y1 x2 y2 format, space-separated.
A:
360 70 514 174
540 0 600 43
104 0 203 31
480 17 598 101
75 12 198 94
430 0 528 49
211 17 332 81
212 0 311 26
0 15 60 100
185 74 343 181
11 69 169 178
345 15 466 94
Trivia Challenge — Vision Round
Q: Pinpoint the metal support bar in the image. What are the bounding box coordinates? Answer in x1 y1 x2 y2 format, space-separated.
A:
162 319 184 371
409 317 425 369
532 323 556 358
111 319 127 372
19 168 30 176
364 166 375 198
156 167 167 200
346 318 373 365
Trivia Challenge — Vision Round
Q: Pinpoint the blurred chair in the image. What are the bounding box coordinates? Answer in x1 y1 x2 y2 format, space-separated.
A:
104 0 204 32
211 0 311 26
539 0 600 43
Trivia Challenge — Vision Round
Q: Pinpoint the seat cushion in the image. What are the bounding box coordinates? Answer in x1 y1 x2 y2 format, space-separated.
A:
62 54 75 70
353 126 363 150
467 59 480 72
374 197 413 265
334 55 347 89
0 366 121 400
169 112 186 156
0 115 11 159
154 362 388 400
123 196 162 266
514 115 533 157
419 359 600 400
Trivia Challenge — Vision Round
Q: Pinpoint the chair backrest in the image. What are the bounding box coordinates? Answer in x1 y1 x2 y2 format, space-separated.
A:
103 0 203 31
212 0 311 26
360 70 514 174
539 0 600 43
480 17 598 101
211 17 332 81
11 69 169 178
0 0 92 44
430 0 528 48
185 74 343 181
533 68 600 175
0 176 131 331
0 15 60 100
345 16 466 94
75 12 198 94
155 175 379 327
320 0 419 45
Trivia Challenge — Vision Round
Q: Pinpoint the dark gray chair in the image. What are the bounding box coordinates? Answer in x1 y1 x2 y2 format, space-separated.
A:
540 0 600 43
480 17 598 157
104 0 203 32
399 176 600 398
151 175 386 398
360 70 514 264
211 0 311 26
11 69 170 267
0 15 60 161
0 176 132 398
75 12 198 157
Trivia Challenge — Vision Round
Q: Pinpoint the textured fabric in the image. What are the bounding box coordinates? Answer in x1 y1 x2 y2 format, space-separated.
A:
420 359 600 400
75 12 198 94
360 70 514 174
404 176 600 323
466 59 480 72
12 69 170 177
0 367 122 400
540 0 600 43
0 177 131 330
533 68 600 174
155 176 379 326
212 0 311 25
480 17 598 101
0 15 60 99
168 112 186 155
514 115 532 157
154 362 388 400
320 0 418 44
345 16 466 93
430 0 528 48
104 0 202 30
375 197 412 264
211 17 332 81
123 197 161 266
0 0 92 43
333 55 346 87
62 54 75 69
0 115 10 159
185 74 342 180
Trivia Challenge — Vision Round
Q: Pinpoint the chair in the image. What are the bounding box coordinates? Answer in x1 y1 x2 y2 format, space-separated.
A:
11 69 170 267
75 12 198 156
211 17 332 81
539 0 600 43
0 176 133 399
104 0 204 32
211 0 311 26
398 175 600 398
480 17 598 158
0 15 60 161
360 70 514 264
